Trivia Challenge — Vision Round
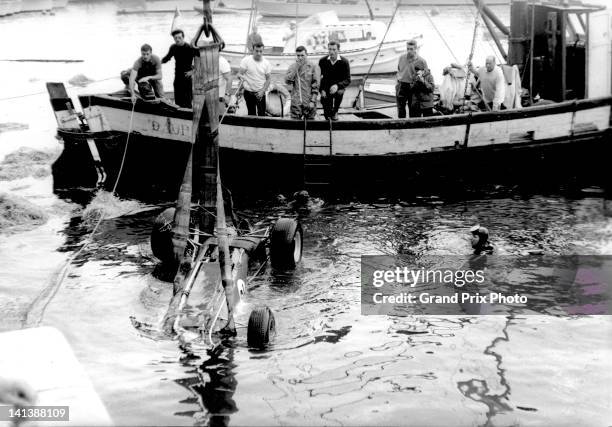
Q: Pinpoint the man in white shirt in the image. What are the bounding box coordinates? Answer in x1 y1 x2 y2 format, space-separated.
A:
218 55 233 109
469 56 506 111
238 43 272 116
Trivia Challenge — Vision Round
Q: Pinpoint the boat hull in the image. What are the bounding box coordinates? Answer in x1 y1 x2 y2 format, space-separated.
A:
20 0 52 11
0 0 21 15
116 0 197 13
50 95 612 201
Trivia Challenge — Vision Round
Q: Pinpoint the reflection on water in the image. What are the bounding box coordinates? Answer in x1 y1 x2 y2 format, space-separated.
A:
177 345 239 427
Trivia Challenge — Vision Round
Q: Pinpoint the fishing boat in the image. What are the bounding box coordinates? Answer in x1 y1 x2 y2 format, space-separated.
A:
19 0 52 12
222 11 418 75
116 0 198 14
0 0 22 15
257 0 510 19
46 0 612 200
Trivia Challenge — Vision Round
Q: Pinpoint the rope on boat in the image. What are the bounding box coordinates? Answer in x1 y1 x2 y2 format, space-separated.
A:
352 0 401 107
463 2 482 100
420 6 459 63
24 101 137 328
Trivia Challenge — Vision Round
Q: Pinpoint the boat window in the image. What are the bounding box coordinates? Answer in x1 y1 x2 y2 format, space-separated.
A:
329 30 347 43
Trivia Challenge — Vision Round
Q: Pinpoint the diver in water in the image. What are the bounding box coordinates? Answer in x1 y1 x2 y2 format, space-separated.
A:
470 225 494 255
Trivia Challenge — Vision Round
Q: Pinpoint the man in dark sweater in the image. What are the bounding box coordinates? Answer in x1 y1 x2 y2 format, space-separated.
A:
318 41 351 121
162 29 198 108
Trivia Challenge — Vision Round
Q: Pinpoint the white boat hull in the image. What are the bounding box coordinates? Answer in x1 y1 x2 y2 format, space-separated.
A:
0 0 21 15
20 0 52 11
222 41 406 75
116 0 197 13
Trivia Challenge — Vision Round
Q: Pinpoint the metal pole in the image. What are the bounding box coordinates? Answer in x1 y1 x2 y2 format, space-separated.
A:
529 0 535 102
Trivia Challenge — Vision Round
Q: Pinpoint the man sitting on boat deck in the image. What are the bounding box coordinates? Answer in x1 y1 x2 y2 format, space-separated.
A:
468 56 506 111
410 59 435 117
396 39 429 118
318 41 351 121
238 43 272 116
121 44 164 103
285 46 320 120
161 29 197 108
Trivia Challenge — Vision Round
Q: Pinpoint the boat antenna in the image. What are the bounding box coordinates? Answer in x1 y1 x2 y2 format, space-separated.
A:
352 0 400 107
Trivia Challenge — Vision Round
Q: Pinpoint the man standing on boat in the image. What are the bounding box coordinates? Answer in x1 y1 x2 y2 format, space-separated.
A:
161 29 197 108
319 41 351 121
469 56 506 111
282 20 298 52
247 26 263 53
238 43 272 116
285 46 320 119
410 59 435 117
122 44 164 103
396 39 429 118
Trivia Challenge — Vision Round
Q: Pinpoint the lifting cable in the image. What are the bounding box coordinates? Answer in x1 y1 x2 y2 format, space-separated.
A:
353 0 401 106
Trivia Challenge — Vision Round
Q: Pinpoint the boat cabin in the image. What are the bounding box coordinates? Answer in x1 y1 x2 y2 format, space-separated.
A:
285 11 388 53
506 0 610 102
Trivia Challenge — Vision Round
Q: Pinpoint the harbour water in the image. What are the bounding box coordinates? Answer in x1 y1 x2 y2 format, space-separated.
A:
1 2 612 425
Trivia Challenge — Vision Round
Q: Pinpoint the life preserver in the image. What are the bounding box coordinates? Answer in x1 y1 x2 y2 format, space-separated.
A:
265 84 291 117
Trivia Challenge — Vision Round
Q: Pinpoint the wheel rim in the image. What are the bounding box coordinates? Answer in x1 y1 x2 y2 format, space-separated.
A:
293 231 302 263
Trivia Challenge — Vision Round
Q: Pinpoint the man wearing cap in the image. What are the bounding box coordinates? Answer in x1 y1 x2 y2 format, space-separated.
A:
162 29 198 108
470 225 494 255
410 59 435 117
396 39 429 118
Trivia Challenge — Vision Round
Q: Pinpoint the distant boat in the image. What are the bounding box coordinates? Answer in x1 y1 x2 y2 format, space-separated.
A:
116 0 199 14
222 11 418 75
258 0 509 18
0 0 22 16
20 0 52 12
